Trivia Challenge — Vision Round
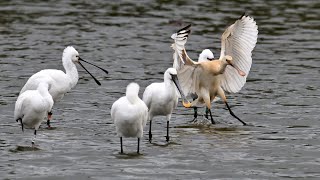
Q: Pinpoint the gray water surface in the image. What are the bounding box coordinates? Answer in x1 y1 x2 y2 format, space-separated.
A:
0 0 319 179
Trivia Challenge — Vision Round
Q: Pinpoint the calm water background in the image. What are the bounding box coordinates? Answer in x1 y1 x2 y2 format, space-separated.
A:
0 0 319 179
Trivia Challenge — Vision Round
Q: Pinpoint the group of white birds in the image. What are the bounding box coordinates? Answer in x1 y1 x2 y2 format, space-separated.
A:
14 15 258 154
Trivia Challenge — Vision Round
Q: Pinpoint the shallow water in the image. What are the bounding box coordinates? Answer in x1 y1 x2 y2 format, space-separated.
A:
0 0 319 179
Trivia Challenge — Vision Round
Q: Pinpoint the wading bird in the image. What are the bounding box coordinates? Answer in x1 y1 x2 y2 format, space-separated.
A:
14 82 54 147
19 46 108 128
171 15 258 125
111 82 148 154
143 68 189 142
190 49 214 122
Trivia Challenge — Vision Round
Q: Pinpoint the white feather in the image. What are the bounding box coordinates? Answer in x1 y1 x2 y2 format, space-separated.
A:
220 16 258 93
171 25 191 70
20 46 80 102
111 83 148 138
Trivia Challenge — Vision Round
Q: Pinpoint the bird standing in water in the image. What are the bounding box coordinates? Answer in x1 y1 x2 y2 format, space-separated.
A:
14 82 54 147
171 15 258 125
111 82 148 154
20 46 108 128
143 68 189 142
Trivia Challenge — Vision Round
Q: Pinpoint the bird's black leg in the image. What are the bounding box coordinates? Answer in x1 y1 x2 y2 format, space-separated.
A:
17 118 24 132
190 93 198 122
137 138 140 154
208 109 216 124
205 107 209 119
47 112 52 128
148 120 152 143
191 106 198 122
166 121 170 142
32 130 37 147
120 137 123 154
225 102 247 125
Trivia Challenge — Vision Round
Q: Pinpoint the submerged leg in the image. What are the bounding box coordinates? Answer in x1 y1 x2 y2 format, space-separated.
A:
202 91 215 124
225 102 247 125
191 93 198 122
137 138 140 154
205 107 209 119
32 130 37 147
166 114 171 142
166 121 170 142
120 137 123 154
47 111 52 128
16 118 24 132
208 109 215 124
218 87 246 125
148 119 152 143
192 106 198 122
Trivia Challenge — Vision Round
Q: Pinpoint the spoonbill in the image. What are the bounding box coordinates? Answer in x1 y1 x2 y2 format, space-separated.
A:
190 49 214 122
171 25 215 122
143 68 190 142
14 82 54 147
171 15 258 125
111 82 148 154
19 46 108 128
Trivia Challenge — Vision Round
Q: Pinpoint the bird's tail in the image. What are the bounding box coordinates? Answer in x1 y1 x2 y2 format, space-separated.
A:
126 82 140 104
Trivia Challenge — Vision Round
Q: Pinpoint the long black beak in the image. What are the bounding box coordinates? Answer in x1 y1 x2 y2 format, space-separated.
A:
77 57 109 86
171 74 189 103
79 57 108 74
78 60 101 85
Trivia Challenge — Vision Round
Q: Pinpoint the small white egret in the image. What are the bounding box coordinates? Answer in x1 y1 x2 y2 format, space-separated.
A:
20 46 108 128
171 15 258 125
143 68 189 142
14 82 54 147
111 82 148 154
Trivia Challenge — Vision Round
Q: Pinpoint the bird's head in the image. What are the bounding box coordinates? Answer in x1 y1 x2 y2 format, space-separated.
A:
198 49 214 62
62 46 108 86
63 46 80 64
164 68 191 107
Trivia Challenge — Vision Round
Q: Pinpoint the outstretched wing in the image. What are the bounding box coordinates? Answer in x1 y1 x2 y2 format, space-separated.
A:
177 50 201 95
171 24 201 95
171 24 195 70
220 15 258 93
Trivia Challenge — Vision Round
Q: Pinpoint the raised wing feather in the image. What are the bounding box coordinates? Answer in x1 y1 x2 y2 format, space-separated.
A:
171 24 192 70
171 25 200 96
177 50 201 95
220 15 258 93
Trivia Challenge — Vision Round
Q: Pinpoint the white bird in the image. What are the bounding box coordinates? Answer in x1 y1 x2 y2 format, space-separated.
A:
14 82 54 147
171 15 258 125
20 46 108 128
143 68 189 142
111 82 148 154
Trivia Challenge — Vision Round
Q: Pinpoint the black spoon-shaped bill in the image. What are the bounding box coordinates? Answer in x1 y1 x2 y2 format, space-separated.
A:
78 61 101 86
79 57 108 74
171 74 190 106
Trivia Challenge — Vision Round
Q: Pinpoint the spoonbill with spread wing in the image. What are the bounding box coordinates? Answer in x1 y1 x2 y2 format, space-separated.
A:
190 49 214 122
171 15 258 125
